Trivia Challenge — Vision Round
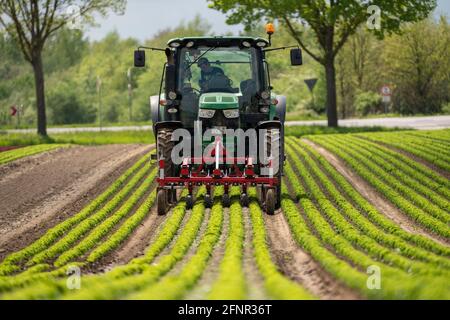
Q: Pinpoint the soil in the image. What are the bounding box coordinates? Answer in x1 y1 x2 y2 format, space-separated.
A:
264 210 361 300
0 144 153 259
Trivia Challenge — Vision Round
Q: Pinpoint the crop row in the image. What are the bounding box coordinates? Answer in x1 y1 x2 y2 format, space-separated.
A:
247 188 313 300
129 188 226 299
208 187 246 299
321 135 450 223
308 136 450 238
405 130 450 143
282 164 450 299
0 188 203 299
0 152 153 275
61 188 208 299
323 135 450 220
0 144 68 165
359 132 450 171
54 166 158 267
289 138 450 257
343 135 450 197
29 161 154 266
285 139 450 273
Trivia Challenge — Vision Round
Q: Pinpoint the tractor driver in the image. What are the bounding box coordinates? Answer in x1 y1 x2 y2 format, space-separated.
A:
197 57 225 92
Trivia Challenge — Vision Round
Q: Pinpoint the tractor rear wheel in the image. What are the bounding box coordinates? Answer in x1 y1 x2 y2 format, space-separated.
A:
266 128 282 210
265 188 276 215
157 189 167 215
157 128 175 177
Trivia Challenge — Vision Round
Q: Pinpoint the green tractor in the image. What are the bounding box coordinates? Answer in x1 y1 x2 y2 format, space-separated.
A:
134 24 302 215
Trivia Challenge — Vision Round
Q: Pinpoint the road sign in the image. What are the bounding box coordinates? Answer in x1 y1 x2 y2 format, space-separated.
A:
381 85 392 96
382 95 391 103
304 78 318 92
10 106 17 116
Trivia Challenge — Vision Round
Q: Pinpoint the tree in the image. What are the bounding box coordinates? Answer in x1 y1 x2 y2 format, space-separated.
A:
384 17 450 114
208 0 437 126
0 0 125 135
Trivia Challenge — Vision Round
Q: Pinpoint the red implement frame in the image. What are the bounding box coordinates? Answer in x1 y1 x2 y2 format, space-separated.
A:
157 137 278 189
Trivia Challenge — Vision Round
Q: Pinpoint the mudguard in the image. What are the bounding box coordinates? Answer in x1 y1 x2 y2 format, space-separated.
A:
150 95 160 134
275 95 287 123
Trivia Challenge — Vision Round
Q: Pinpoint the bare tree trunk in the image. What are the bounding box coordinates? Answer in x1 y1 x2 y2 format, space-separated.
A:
32 51 47 136
325 57 338 127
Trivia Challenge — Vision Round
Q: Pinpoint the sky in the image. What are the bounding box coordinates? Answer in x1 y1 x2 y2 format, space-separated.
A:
85 0 450 42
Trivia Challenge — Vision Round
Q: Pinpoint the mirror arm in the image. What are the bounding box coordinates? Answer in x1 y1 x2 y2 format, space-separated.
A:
138 46 166 52
263 45 299 53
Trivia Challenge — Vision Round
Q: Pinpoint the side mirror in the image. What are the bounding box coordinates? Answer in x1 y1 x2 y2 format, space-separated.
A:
290 48 302 66
134 50 145 67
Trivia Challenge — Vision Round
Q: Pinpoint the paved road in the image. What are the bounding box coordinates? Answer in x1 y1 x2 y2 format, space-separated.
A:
285 115 450 130
4 116 450 134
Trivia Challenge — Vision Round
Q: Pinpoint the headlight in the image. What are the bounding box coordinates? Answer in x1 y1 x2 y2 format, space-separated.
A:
168 91 177 100
261 91 270 99
259 107 269 113
223 109 239 118
199 109 215 118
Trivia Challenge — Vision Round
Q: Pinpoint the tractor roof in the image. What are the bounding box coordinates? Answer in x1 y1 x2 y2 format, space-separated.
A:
167 36 269 48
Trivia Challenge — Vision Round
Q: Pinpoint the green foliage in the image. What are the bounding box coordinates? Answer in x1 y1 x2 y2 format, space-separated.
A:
354 91 383 116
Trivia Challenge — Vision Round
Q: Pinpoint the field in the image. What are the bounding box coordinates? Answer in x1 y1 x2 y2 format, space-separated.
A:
0 128 449 299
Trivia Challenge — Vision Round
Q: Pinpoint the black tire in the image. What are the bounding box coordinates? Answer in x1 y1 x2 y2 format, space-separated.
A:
157 189 167 215
265 188 276 215
186 194 194 209
266 128 282 209
157 128 175 177
222 194 230 207
205 194 213 208
240 193 249 207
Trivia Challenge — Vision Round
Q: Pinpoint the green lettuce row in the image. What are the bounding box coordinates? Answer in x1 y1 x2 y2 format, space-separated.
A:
29 161 153 266
86 189 157 263
282 182 450 299
0 144 68 165
0 189 205 299
309 137 450 238
54 166 158 267
405 130 450 143
247 188 314 300
285 141 450 275
322 135 450 224
60 188 208 299
0 151 153 274
0 263 85 298
0 188 190 296
329 135 450 214
128 187 225 299
346 135 450 195
280 178 450 299
360 133 450 172
293 137 450 257
208 187 246 300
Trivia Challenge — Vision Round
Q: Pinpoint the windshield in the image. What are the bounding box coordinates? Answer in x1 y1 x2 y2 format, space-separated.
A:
178 46 260 95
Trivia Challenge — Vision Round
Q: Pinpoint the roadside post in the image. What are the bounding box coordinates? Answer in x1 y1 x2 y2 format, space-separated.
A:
381 85 392 114
97 76 102 131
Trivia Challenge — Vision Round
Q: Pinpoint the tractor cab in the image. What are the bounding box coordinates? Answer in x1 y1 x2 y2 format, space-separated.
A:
134 25 302 215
